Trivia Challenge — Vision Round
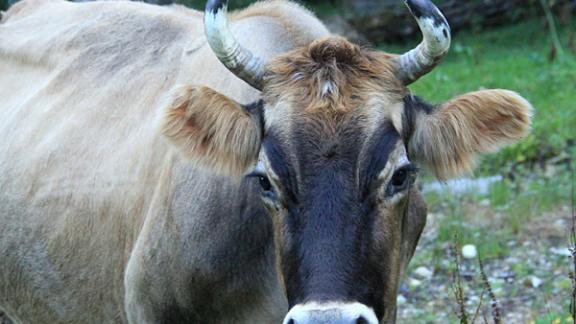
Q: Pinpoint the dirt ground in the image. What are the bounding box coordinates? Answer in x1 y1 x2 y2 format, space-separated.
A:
398 202 575 323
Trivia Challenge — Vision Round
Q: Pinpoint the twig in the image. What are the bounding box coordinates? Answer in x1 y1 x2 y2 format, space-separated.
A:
570 156 576 319
452 237 469 324
478 256 500 324
539 0 566 62
471 290 485 324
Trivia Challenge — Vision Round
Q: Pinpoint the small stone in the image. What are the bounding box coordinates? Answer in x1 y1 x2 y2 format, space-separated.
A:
462 244 478 259
408 278 422 288
553 219 566 227
507 256 519 263
414 266 433 280
550 247 572 257
468 295 480 303
529 275 543 288
396 294 407 305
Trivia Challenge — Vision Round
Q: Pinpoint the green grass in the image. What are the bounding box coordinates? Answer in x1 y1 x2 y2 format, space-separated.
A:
381 18 576 176
418 170 573 261
536 312 574 324
487 171 574 233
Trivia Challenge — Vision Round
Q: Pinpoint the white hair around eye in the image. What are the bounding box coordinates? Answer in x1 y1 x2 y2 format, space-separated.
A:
256 153 283 186
253 159 266 174
375 143 411 182
397 154 410 168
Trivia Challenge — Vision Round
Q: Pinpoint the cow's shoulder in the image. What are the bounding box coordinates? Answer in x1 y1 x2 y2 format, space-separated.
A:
231 0 330 47
1 0 61 23
0 0 201 74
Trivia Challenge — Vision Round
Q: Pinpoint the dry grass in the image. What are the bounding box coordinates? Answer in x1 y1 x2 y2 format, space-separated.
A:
451 237 502 324
569 163 576 319
478 256 501 324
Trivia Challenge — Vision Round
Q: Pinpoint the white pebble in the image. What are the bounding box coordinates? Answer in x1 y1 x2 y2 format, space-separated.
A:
397 294 407 305
530 275 543 288
462 244 478 259
414 266 433 280
550 247 572 257
408 278 422 288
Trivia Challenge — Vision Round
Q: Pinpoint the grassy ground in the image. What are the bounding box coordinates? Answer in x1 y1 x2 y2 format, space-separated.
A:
401 175 574 322
380 18 576 323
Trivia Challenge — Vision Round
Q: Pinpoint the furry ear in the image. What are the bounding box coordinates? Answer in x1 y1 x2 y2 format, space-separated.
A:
159 85 262 178
408 89 533 180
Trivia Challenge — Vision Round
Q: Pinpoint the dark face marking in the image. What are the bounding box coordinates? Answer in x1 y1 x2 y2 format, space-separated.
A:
242 100 265 138
360 122 404 198
261 115 408 320
401 95 435 145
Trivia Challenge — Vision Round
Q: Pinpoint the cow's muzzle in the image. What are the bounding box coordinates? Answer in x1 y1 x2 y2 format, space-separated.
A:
283 302 379 324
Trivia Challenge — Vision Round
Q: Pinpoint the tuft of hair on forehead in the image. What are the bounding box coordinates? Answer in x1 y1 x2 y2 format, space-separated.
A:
308 37 360 66
263 36 404 113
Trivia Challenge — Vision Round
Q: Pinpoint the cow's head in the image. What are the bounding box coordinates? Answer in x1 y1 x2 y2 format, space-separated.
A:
160 0 532 322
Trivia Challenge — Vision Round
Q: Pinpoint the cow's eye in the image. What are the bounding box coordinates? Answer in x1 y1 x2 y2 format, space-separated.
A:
247 171 275 196
391 169 408 187
258 175 272 192
247 172 279 210
387 164 418 196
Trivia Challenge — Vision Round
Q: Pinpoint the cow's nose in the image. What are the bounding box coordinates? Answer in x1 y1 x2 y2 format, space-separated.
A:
283 302 379 324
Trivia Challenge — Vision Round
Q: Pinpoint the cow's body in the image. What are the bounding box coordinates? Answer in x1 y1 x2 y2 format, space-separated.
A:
0 0 329 322
0 0 533 322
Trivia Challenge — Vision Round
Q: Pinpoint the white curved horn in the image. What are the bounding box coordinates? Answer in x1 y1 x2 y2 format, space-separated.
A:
204 0 266 90
395 0 451 84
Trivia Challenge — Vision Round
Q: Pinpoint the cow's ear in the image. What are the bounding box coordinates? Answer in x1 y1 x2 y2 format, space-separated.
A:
159 85 262 178
407 90 532 180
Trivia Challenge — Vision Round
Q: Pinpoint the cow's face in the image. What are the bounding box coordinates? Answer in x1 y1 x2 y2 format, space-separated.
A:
253 39 426 322
160 37 531 324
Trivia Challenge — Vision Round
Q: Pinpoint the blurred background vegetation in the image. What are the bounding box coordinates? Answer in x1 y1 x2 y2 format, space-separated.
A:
1 0 575 322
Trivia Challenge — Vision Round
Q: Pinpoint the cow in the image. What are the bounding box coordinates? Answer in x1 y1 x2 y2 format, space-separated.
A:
0 0 532 322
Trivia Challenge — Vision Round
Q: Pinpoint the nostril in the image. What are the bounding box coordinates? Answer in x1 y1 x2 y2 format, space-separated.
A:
287 319 295 324
356 316 369 324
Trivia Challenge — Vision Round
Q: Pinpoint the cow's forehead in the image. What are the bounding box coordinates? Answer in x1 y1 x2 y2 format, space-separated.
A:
261 37 408 136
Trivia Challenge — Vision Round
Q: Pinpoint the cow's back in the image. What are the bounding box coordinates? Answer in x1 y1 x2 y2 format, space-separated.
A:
0 0 329 322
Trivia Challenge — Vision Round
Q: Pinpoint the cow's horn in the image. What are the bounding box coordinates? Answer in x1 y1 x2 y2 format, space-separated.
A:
395 0 451 85
204 0 266 90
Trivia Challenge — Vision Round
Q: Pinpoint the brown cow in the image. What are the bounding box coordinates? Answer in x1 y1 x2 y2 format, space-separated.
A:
0 0 531 323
